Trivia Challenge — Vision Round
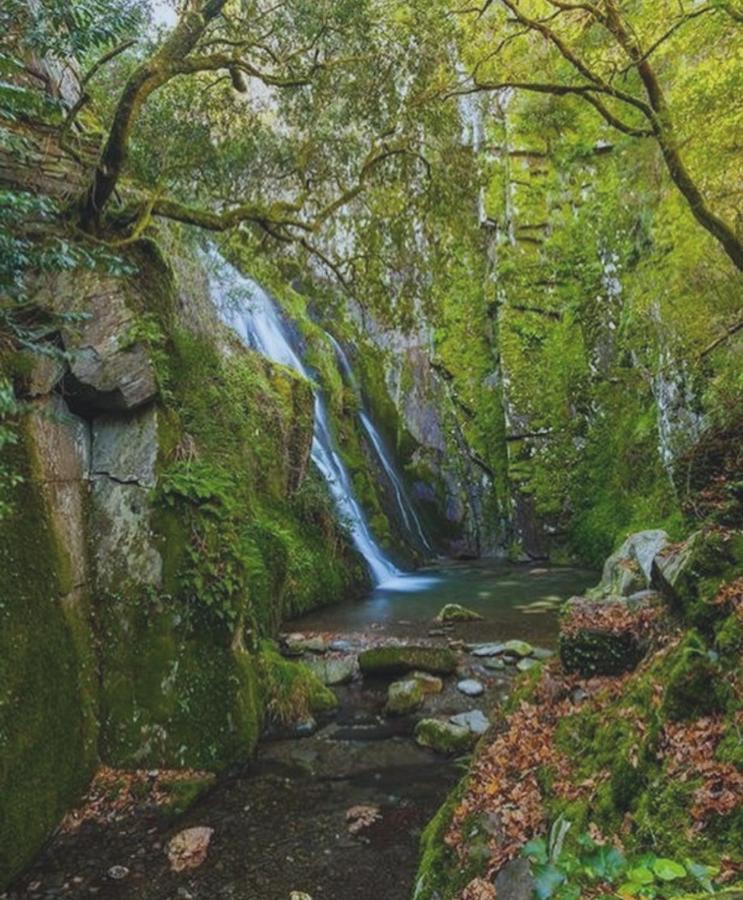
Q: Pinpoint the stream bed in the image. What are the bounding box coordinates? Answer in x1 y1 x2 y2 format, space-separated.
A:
7 562 594 900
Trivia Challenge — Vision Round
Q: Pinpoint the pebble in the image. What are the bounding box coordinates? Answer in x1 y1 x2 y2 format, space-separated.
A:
107 866 129 880
450 710 490 735
329 639 352 652
470 643 505 657
456 678 484 697
483 657 505 671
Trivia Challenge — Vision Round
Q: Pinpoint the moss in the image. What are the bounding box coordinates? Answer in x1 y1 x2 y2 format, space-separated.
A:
715 611 743 663
0 429 97 886
559 628 645 677
414 719 474 755
358 645 458 676
99 590 266 770
259 640 338 724
413 779 473 900
661 631 730 722
158 773 217 820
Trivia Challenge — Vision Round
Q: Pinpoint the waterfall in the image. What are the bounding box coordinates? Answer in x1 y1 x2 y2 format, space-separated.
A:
326 333 433 555
208 253 402 585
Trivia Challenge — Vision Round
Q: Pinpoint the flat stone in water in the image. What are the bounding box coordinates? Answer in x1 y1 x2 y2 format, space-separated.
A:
503 639 534 657
305 656 356 685
516 658 540 672
450 710 490 735
457 678 484 697
470 643 505 657
483 657 506 671
330 639 353 652
532 647 554 660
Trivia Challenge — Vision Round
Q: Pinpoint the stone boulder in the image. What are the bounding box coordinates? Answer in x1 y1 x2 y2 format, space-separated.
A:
411 671 444 695
358 645 458 677
652 530 743 613
559 596 658 677
450 710 490 736
60 277 158 414
414 719 475 755
385 679 425 716
503 639 534 658
435 603 483 623
589 529 669 599
304 655 356 686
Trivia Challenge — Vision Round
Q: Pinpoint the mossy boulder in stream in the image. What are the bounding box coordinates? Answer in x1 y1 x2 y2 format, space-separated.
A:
359 645 458 676
415 718 475 755
385 678 425 716
435 603 483 623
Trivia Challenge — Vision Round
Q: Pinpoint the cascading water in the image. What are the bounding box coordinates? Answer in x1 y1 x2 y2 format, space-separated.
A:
326 333 433 555
208 253 402 585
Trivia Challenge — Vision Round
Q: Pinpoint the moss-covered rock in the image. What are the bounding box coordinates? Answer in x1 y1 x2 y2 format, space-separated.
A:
414 719 475 755
0 430 98 886
560 628 646 677
435 603 483 623
385 678 425 716
652 529 743 626
359 645 458 676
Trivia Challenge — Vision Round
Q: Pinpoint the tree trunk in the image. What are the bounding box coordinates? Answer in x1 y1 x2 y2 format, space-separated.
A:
80 0 228 229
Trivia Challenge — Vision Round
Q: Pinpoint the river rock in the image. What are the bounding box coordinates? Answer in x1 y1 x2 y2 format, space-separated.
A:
286 635 328 654
411 671 444 694
494 858 535 900
304 656 356 685
358 645 457 676
435 603 483 623
532 647 554 660
457 678 484 697
516 658 539 673
483 657 505 671
503 639 534 658
329 639 353 652
414 719 474 755
470 642 505 657
167 827 214 872
450 710 490 735
385 678 424 716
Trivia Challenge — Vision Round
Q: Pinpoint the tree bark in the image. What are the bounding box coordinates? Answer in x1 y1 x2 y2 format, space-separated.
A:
80 0 228 229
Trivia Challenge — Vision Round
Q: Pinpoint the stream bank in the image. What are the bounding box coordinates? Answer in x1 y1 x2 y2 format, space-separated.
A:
4 563 594 900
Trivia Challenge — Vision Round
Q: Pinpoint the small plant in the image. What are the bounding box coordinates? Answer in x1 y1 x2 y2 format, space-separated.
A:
521 821 721 898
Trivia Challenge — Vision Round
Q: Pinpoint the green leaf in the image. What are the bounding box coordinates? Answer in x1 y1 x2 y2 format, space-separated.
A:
626 867 655 885
585 845 626 881
652 858 686 881
533 863 567 899
523 838 549 865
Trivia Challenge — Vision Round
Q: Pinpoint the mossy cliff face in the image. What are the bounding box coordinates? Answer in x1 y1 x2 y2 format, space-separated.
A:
0 236 364 886
0 424 98 885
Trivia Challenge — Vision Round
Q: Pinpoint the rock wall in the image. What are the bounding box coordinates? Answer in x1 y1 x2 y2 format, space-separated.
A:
0 235 364 886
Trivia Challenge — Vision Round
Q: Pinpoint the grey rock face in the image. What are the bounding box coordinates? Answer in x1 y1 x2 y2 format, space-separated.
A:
456 678 484 697
90 405 162 591
92 409 158 486
494 858 535 900
590 529 669 598
61 279 157 413
304 656 357 686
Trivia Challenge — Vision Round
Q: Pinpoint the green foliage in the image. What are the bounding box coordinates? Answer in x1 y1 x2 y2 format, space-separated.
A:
522 825 721 899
